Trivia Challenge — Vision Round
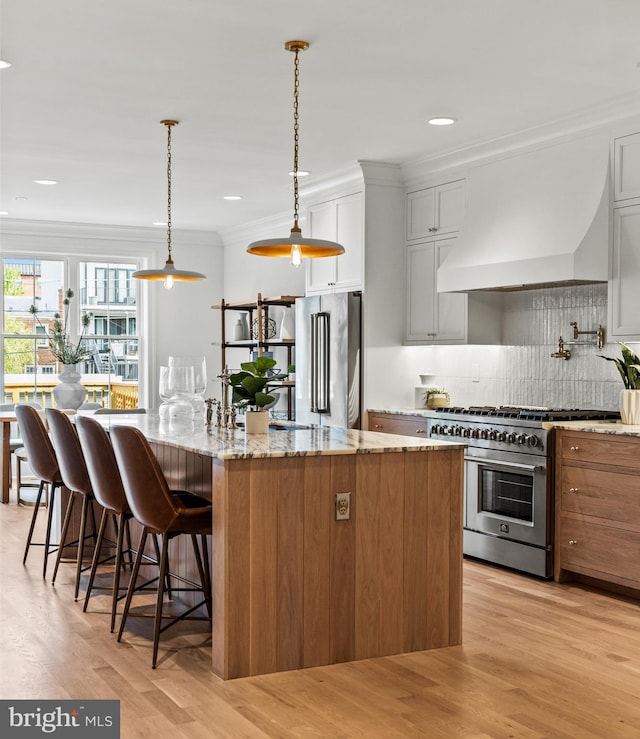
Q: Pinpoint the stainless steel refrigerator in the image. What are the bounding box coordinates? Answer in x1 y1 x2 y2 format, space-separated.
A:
295 291 362 428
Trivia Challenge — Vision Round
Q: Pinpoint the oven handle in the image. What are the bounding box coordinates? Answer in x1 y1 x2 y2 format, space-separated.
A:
464 455 544 473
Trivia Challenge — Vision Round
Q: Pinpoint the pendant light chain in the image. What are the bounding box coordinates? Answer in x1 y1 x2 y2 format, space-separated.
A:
292 46 301 232
166 121 174 264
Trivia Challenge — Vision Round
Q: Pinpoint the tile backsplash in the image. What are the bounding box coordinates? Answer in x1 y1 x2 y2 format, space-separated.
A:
413 284 629 410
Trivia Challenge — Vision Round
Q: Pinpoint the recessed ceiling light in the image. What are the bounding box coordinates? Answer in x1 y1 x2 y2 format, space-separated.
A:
427 117 456 126
289 170 310 177
0 60 11 70
15 196 28 201
152 221 167 227
223 195 242 201
0 211 8 216
34 179 57 185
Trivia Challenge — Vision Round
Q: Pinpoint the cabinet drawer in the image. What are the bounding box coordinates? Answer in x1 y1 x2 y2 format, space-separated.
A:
368 413 428 438
560 465 640 523
558 516 640 583
560 433 640 470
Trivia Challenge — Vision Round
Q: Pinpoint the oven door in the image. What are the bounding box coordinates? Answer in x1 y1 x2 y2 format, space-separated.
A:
465 447 548 548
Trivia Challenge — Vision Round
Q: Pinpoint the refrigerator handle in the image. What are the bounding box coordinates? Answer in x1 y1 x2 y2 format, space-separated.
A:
310 313 318 412
316 312 330 413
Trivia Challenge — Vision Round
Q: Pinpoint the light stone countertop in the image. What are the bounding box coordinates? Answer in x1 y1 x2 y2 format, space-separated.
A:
542 419 640 436
89 411 465 460
368 408 436 417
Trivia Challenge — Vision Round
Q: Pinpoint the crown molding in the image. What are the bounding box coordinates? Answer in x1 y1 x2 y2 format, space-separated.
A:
0 218 222 248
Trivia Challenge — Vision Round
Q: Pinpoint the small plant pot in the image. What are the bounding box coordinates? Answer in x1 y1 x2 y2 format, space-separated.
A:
620 389 640 424
245 410 270 434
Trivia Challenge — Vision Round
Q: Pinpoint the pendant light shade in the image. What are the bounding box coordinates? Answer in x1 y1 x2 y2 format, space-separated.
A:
133 120 206 290
247 40 344 267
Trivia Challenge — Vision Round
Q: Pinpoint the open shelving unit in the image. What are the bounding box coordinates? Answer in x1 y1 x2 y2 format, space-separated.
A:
212 293 300 420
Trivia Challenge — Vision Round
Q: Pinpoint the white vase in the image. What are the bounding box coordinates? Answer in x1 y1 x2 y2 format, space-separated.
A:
279 306 295 341
53 364 87 410
245 409 270 434
620 389 640 424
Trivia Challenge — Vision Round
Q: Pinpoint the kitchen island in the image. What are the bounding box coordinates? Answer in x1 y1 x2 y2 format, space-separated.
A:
94 413 465 679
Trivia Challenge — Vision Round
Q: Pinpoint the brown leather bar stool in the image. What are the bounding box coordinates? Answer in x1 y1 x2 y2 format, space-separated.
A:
110 424 212 668
14 405 64 578
76 415 140 632
46 409 99 601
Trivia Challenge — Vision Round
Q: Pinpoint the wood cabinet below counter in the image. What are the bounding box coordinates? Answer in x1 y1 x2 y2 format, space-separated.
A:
368 411 429 437
555 429 640 593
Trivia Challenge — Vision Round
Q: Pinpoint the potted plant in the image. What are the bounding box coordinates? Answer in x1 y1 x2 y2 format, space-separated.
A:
600 342 640 424
287 363 296 383
29 289 93 410
423 387 449 409
229 356 287 433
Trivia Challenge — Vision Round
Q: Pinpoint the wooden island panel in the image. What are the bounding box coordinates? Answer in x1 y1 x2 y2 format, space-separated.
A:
211 447 462 680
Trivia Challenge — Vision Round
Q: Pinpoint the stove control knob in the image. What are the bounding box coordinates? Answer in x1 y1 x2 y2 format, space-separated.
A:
516 433 528 445
479 429 489 440
447 426 456 436
496 431 507 442
430 424 440 435
470 429 480 439
506 432 517 444
527 434 539 448
488 429 497 441
454 426 463 436
462 427 471 438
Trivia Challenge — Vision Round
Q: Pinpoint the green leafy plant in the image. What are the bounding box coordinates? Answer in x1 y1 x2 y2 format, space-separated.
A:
600 342 640 389
30 289 92 365
287 363 295 373
230 356 287 410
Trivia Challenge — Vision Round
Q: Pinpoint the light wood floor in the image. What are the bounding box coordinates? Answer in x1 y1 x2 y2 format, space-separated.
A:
2 500 640 738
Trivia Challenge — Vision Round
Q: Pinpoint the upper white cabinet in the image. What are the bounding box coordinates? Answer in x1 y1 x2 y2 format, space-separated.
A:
614 133 640 202
306 191 364 294
609 203 640 340
406 180 465 240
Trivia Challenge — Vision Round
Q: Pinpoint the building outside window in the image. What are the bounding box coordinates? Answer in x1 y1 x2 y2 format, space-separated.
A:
2 257 141 409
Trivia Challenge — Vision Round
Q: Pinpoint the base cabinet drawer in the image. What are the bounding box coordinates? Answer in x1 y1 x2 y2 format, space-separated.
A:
560 465 640 523
558 516 640 583
368 413 428 438
560 434 640 470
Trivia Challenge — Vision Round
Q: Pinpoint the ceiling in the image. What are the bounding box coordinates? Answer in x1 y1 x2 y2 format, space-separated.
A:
3 0 640 236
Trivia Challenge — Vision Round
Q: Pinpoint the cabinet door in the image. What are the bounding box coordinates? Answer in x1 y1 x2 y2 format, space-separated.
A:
435 239 466 342
306 200 337 293
610 204 640 339
436 180 466 235
406 188 437 240
614 132 640 202
405 242 436 341
368 412 428 437
334 192 364 291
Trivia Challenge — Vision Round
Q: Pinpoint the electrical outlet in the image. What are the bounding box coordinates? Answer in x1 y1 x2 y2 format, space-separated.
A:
335 492 351 520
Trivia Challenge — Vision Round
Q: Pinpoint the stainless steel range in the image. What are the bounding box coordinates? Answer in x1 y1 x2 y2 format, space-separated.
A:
426 406 619 578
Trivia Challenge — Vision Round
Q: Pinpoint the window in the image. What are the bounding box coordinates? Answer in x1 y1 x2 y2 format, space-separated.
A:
2 257 141 408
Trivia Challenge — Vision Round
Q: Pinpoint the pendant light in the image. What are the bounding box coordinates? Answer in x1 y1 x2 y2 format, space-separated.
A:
133 120 206 290
247 40 344 267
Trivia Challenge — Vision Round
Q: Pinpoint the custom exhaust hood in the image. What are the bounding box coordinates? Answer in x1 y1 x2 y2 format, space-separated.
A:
437 132 610 292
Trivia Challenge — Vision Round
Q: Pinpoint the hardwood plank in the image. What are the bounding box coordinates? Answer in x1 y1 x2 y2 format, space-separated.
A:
403 452 428 652
426 449 450 649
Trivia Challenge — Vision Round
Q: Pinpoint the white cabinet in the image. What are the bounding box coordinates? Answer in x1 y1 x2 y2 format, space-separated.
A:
405 238 502 345
609 203 640 339
405 239 466 343
305 191 364 294
406 180 465 240
614 133 640 202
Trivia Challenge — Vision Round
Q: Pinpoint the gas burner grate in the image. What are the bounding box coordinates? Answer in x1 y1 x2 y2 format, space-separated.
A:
434 406 620 422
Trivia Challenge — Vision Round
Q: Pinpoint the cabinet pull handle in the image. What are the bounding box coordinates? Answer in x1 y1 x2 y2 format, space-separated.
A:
416 428 426 434
569 487 579 493
427 332 437 337
570 445 580 451
569 539 578 546
428 227 438 232
374 424 382 429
